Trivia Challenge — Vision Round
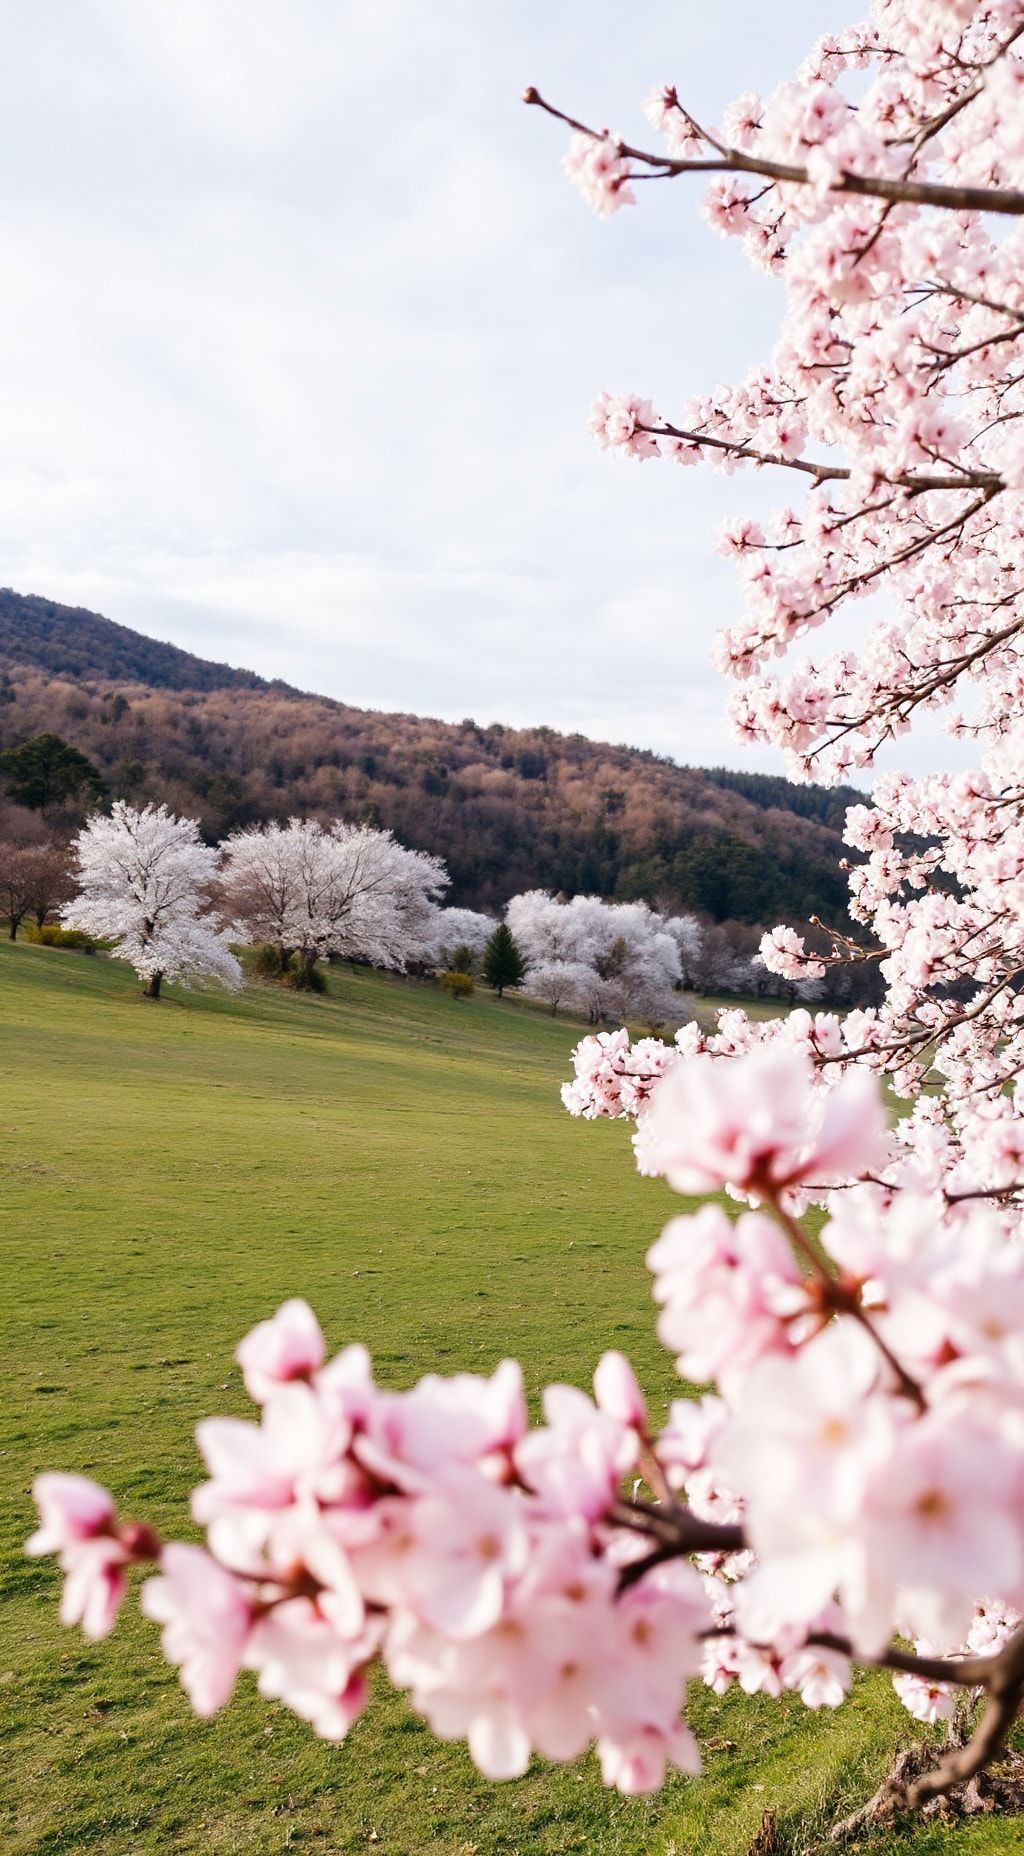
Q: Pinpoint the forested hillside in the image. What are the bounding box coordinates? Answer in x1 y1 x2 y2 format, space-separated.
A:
0 589 861 921
0 588 273 692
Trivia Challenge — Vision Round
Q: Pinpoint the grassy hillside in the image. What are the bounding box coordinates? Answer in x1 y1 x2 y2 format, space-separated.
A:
1 942 1019 1856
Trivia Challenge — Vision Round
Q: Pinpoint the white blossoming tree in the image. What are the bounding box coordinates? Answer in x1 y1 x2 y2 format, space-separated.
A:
428 905 497 971
62 802 242 999
509 891 685 1023
220 818 448 983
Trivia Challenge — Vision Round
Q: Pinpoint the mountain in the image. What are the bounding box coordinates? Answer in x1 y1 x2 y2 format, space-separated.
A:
0 588 277 693
0 589 859 923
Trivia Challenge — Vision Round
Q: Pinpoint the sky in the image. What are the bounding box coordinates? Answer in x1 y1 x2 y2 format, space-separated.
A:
0 1 963 780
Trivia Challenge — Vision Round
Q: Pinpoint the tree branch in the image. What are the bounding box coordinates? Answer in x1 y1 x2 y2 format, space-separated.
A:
609 1493 745 1555
905 1624 1024 1808
649 420 1003 493
524 89 1024 217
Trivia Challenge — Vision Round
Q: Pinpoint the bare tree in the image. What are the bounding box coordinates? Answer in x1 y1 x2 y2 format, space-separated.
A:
20 838 74 928
0 841 33 940
523 958 594 1016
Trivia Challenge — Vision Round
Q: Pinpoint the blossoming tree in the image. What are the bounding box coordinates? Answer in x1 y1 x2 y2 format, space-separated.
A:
508 891 688 1024
62 801 242 998
219 818 448 982
428 905 496 970
29 0 1024 1836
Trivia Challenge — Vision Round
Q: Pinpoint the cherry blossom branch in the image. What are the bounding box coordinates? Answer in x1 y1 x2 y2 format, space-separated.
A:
647 418 1004 493
523 89 1024 217
805 609 1024 759
894 23 1024 166
619 1510 1020 1753
610 1494 745 1558
702 1622 992 1690
944 1181 1024 1204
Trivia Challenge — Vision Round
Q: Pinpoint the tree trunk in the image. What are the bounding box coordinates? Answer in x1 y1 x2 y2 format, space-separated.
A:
8 914 20 941
143 971 163 1000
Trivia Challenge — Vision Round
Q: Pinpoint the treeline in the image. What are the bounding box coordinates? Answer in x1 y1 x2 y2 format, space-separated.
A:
0 669 860 928
2 799 880 1019
0 732 883 1012
702 767 861 832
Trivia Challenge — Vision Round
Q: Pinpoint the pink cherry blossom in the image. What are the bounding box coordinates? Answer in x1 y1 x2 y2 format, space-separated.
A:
141 1545 252 1715
587 392 660 460
193 1380 352 1534
236 1298 325 1401
861 1417 1024 1613
514 1383 638 1521
355 1359 525 1491
780 1642 851 1708
564 134 636 218
593 1351 647 1429
245 1597 377 1740
892 1671 957 1723
27 1474 132 1640
646 1206 802 1386
27 1473 116 1556
58 1538 132 1641
355 1470 529 1639
597 1721 701 1793
639 1047 888 1198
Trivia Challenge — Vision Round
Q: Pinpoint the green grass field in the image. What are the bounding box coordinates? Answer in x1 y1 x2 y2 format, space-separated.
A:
2 939 1022 1856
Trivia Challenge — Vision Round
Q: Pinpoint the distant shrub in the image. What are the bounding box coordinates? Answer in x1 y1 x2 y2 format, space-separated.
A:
242 944 327 991
26 923 102 953
440 969 474 1000
243 942 288 981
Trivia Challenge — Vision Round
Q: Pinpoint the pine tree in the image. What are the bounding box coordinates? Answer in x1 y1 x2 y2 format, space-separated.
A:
0 732 105 817
482 922 525 996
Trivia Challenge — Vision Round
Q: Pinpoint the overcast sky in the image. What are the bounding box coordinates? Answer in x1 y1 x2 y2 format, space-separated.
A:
0 2 961 780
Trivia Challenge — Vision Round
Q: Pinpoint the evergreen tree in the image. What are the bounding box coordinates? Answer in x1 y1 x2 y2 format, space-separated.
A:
482 922 525 996
0 732 105 816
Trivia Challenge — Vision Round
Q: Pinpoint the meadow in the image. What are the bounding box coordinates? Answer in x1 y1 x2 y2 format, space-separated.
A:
2 938 1021 1856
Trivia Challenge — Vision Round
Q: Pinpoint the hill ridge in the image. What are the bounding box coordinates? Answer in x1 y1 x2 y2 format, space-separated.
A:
0 587 288 694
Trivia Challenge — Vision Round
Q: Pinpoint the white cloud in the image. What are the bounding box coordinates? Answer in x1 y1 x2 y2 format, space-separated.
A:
0 0 969 782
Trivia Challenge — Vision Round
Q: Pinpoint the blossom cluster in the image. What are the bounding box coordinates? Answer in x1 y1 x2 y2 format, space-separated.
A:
563 132 636 219
559 5 1024 788
563 1014 893 1201
565 756 1024 1202
30 1045 1024 1785
30 1302 714 1791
